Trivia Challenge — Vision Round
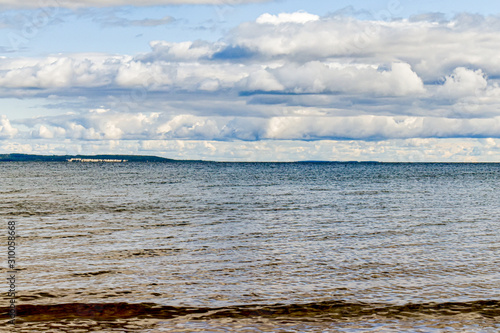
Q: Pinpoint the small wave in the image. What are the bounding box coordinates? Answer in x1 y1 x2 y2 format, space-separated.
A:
71 270 113 277
2 300 499 322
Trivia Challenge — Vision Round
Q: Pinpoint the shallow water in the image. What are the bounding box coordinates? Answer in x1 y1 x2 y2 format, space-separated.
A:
1 162 499 332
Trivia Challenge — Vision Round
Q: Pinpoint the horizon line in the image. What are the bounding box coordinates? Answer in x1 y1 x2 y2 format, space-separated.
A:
1 153 499 164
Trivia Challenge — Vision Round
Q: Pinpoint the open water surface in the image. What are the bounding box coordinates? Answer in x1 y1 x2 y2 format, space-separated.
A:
1 162 499 332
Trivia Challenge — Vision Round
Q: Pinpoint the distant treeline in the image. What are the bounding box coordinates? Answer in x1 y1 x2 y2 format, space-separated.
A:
0 154 177 162
0 154 386 163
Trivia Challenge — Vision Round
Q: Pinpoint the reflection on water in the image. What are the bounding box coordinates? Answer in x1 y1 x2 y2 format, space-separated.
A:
1 162 499 331
2 300 500 332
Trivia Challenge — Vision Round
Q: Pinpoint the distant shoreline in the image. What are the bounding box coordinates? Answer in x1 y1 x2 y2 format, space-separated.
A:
0 153 499 163
0 154 179 163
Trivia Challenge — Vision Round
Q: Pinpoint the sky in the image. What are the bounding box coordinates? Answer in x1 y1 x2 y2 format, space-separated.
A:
1 0 500 161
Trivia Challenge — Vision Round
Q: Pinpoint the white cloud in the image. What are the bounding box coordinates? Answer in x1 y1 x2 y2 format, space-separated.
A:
263 116 500 140
228 14 500 81
16 111 500 143
0 55 121 89
256 11 320 25
197 79 220 91
0 55 426 99
0 0 271 9
31 124 65 139
438 67 488 99
242 62 425 96
22 112 161 141
146 41 218 62
114 60 174 87
3 137 500 162
2 12 500 161
0 14 498 100
238 68 284 91
89 108 110 113
0 54 250 92
0 115 18 138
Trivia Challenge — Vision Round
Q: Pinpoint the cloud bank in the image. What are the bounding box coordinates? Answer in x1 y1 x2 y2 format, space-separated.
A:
2 11 500 160
0 0 271 9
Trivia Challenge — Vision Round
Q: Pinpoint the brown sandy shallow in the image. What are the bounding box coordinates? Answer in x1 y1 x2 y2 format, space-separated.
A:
1 300 500 332
3 316 500 333
0 318 160 332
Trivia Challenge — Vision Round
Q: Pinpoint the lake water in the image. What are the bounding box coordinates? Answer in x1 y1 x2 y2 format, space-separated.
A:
1 162 499 332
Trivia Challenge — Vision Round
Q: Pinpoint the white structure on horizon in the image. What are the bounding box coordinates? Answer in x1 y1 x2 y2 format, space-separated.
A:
67 158 127 163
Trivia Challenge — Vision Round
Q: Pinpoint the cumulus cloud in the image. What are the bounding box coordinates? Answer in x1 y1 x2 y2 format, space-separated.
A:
227 14 500 80
24 112 162 140
3 136 499 162
262 116 500 140
0 54 251 93
2 11 500 161
144 40 219 62
240 62 425 96
0 115 18 139
0 55 122 89
1 13 499 97
438 67 488 99
15 111 500 143
256 11 320 25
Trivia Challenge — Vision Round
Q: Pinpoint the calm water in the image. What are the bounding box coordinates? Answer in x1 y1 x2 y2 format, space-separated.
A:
1 162 499 332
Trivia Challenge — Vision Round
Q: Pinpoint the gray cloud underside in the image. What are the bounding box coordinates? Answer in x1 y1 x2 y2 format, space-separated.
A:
14 113 500 141
93 14 175 27
2 13 500 142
